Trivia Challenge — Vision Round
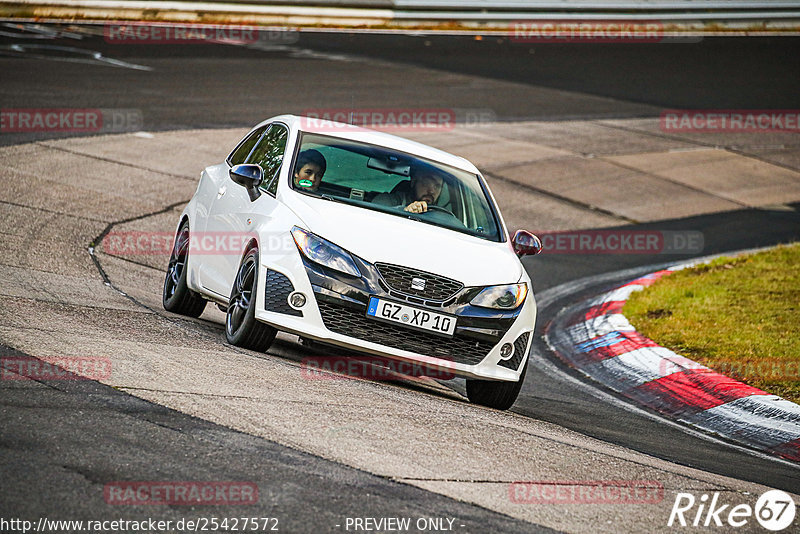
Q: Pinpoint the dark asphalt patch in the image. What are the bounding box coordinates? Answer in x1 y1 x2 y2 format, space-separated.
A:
0 344 555 533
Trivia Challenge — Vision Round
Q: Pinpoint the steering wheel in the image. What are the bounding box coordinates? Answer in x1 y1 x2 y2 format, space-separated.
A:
418 204 466 228
424 205 453 215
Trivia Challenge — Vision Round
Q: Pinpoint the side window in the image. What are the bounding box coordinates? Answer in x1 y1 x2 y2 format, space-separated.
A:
246 124 289 194
228 125 268 166
463 185 497 238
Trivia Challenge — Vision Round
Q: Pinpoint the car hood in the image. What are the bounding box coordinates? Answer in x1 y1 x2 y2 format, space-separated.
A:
285 193 522 287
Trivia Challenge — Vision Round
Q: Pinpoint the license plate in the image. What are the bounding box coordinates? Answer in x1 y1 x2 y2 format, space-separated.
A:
366 297 456 336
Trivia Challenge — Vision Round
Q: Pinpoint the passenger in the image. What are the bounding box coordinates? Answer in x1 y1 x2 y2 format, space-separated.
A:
373 163 445 214
293 149 326 191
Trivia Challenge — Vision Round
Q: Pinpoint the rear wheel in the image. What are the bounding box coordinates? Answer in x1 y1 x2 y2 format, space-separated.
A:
466 362 528 410
162 221 207 317
226 247 277 352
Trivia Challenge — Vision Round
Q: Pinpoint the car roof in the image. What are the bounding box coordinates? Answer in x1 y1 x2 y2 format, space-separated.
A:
262 114 481 175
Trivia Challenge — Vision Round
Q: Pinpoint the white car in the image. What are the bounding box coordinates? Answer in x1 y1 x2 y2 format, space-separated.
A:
163 115 542 409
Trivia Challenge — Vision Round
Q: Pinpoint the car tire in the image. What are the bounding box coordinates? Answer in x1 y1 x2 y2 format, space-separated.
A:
163 221 207 318
466 361 528 410
226 247 277 352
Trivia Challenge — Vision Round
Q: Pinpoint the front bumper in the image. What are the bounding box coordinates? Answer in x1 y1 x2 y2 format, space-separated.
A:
254 250 536 381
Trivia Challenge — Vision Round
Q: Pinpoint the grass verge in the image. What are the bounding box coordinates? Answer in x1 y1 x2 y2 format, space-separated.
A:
624 243 800 404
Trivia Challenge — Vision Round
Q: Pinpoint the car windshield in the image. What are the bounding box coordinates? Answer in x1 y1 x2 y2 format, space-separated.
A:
290 132 503 242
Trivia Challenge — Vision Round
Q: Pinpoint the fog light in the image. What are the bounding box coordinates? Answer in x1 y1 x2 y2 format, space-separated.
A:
288 292 306 309
499 343 514 360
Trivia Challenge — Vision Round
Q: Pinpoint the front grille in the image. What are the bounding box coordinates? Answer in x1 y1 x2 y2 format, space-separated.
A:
317 299 494 366
498 332 531 371
374 262 463 302
264 269 302 317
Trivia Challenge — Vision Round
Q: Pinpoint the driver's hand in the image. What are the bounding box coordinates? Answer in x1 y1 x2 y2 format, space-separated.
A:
404 201 428 214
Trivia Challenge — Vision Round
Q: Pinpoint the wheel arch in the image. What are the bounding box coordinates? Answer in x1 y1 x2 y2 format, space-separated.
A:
240 237 259 264
233 237 261 294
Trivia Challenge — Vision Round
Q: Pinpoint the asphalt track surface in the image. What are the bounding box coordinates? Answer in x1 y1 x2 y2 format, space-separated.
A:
1 340 545 533
2 27 799 144
1 24 800 531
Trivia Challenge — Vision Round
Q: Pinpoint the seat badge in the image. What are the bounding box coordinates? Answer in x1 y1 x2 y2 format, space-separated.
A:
411 277 427 291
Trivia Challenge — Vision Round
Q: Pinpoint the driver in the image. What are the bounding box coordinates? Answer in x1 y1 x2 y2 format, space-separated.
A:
373 164 445 214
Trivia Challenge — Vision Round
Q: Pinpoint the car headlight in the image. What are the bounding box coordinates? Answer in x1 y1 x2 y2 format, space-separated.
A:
470 283 527 309
291 227 361 277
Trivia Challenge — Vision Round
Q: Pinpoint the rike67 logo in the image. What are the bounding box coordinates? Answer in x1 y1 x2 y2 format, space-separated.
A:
668 490 795 531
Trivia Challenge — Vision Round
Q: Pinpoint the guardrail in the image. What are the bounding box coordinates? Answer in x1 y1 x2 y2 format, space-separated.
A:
396 0 800 7
82 0 800 7
1 0 799 27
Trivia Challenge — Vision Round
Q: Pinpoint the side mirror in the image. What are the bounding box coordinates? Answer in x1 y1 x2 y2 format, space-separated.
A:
512 230 543 257
230 164 263 201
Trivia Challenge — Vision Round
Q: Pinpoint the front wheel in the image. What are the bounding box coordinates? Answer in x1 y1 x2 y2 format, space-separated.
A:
226 247 277 352
466 362 528 410
163 221 207 317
